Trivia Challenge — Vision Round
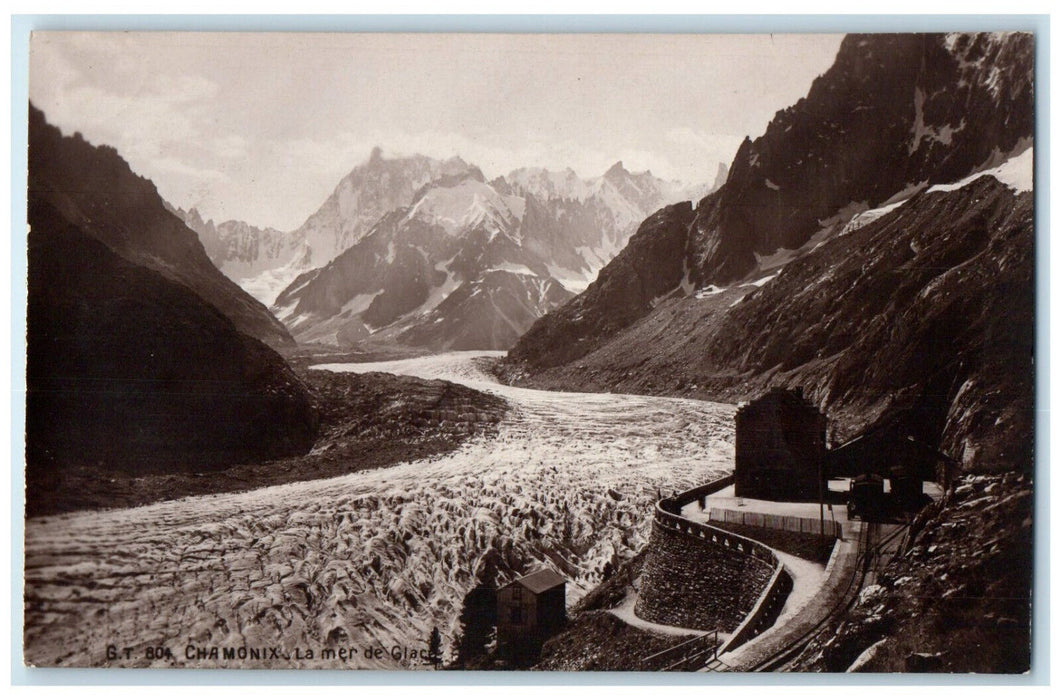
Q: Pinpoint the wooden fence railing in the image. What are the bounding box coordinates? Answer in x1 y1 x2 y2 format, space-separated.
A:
708 507 843 539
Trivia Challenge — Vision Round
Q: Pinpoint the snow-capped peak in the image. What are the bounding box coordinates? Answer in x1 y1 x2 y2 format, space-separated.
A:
405 178 524 237
504 166 590 202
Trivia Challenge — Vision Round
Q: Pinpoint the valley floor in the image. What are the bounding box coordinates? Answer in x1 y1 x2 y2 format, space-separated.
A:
24 351 735 669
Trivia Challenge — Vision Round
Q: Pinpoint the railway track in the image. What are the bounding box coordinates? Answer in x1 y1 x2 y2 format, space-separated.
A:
742 518 910 672
639 629 721 671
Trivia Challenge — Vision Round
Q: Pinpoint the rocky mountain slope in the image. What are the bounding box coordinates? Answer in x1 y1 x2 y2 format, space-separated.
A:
29 104 295 350
794 472 1032 673
505 31 1034 475
26 202 318 492
25 106 319 513
272 161 697 351
173 149 703 322
166 205 301 305
509 167 1033 474
686 31 1033 287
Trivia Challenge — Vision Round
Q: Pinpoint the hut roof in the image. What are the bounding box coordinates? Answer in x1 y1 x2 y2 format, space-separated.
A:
511 569 566 594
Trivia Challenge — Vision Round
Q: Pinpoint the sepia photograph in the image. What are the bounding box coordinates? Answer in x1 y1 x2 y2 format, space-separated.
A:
21 27 1036 674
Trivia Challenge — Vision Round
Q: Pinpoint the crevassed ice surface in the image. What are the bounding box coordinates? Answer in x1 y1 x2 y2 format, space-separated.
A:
24 351 734 669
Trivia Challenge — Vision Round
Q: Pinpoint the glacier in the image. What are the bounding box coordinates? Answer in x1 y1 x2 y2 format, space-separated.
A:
24 352 735 669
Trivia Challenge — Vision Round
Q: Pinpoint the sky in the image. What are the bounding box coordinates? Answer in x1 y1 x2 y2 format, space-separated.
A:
29 32 844 231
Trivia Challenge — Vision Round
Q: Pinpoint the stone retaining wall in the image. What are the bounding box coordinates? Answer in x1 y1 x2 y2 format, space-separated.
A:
635 518 775 631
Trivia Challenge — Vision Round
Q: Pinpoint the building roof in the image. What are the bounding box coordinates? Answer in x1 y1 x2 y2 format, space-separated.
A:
737 386 822 417
831 431 956 462
512 568 566 594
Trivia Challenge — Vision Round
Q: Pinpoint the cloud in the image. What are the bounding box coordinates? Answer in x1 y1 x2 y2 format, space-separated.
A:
666 127 743 158
212 134 248 160
150 74 221 104
28 31 844 231
150 156 228 182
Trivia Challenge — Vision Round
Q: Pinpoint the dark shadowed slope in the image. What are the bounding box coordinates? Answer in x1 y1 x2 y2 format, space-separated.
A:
26 108 320 515
28 103 295 349
26 199 318 506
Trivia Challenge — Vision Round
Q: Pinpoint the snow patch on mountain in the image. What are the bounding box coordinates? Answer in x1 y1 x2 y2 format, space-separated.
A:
840 200 908 236
929 144 1033 195
842 146 1034 240
695 285 726 298
544 265 593 295
407 180 524 237
744 272 779 288
909 87 966 155
488 263 536 276
341 292 382 317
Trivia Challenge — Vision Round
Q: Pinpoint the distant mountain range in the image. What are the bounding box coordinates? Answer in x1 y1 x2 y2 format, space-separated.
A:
272 161 702 350
175 151 707 309
172 150 474 306
175 151 710 351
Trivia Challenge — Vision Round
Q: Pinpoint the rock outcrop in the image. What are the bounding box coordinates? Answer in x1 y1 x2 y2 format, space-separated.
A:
793 473 1032 673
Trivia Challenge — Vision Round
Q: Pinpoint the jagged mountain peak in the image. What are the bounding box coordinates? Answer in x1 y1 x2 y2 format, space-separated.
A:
280 149 477 279
335 150 471 193
604 160 629 179
686 30 1033 287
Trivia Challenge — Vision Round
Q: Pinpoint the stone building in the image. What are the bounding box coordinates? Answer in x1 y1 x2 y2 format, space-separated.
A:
496 569 566 664
734 387 827 502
